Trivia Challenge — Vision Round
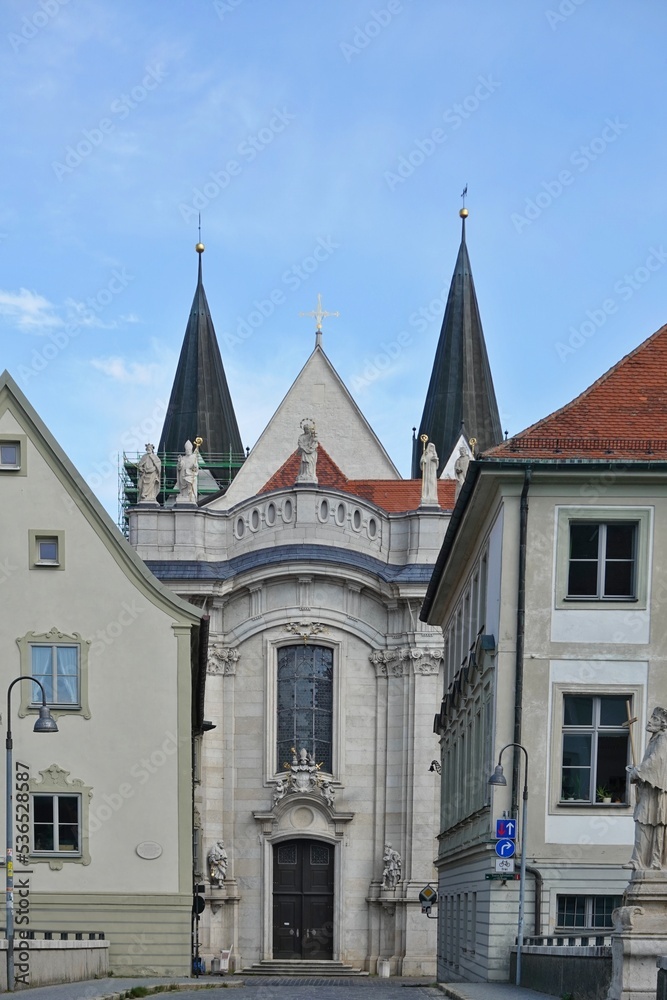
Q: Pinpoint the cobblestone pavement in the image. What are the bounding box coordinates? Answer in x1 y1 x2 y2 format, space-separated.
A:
13 976 555 1000
14 976 443 999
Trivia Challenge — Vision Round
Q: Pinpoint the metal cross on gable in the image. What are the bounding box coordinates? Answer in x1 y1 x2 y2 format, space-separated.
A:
299 293 339 347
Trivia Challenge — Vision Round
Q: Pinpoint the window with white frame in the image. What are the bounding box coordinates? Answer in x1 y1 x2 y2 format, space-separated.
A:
30 644 79 707
560 694 629 803
557 894 621 930
555 507 650 609
276 644 333 773
17 628 90 720
32 793 81 854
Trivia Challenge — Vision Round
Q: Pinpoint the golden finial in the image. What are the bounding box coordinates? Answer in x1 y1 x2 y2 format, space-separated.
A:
195 243 205 254
459 208 468 219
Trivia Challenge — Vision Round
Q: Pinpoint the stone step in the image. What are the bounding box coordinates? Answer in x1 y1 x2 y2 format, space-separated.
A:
240 959 368 976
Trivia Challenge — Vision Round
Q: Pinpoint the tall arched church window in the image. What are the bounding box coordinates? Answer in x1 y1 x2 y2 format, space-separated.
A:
277 645 333 774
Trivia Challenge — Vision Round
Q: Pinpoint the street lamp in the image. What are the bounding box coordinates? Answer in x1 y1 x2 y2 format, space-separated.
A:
488 742 528 987
5 677 58 992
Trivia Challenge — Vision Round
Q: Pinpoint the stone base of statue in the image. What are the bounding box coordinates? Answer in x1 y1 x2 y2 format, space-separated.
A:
175 496 197 508
608 870 667 1000
133 500 159 508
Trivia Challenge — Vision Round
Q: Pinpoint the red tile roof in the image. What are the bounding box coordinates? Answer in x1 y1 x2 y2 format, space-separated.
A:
259 447 456 512
487 322 667 460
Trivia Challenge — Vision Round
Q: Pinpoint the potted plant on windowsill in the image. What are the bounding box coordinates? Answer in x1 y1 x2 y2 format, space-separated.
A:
596 785 612 804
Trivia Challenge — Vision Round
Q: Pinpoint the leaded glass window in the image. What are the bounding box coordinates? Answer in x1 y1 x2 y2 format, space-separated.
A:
277 645 333 773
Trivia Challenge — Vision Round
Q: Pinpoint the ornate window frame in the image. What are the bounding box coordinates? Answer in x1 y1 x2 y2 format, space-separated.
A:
29 763 92 869
265 632 343 783
16 627 92 721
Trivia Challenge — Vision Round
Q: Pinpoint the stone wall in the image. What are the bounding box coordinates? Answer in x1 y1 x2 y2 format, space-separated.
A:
510 948 612 1000
0 939 109 990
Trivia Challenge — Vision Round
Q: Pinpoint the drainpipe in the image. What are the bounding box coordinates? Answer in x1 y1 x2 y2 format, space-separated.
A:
512 467 532 819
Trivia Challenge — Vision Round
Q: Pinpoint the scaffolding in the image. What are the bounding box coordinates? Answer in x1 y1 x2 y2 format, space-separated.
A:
118 449 246 535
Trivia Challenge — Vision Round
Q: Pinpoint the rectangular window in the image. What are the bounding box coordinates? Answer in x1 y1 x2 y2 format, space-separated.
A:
557 894 621 930
568 521 637 599
37 537 59 564
0 442 20 468
32 793 81 854
561 694 629 803
277 644 333 773
30 645 79 707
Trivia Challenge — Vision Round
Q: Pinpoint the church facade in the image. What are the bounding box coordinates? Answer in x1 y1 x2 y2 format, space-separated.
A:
127 213 502 974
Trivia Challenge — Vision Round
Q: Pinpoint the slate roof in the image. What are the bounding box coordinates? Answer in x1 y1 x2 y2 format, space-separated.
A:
146 546 441 584
260 446 457 512
412 213 502 477
159 252 243 461
487 321 667 461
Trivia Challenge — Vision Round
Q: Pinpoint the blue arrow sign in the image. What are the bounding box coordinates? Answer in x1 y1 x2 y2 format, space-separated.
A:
495 838 516 858
496 818 517 839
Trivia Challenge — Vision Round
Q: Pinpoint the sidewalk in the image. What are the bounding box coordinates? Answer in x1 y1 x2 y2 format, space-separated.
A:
439 983 556 1000
3 977 216 999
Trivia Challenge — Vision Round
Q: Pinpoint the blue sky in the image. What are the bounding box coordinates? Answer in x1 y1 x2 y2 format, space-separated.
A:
2 0 667 517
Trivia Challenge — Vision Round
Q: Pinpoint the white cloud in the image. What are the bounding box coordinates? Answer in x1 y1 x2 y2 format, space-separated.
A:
90 356 161 384
0 288 63 331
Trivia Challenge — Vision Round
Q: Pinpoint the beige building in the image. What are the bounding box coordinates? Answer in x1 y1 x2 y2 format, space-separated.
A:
422 321 667 982
0 371 205 978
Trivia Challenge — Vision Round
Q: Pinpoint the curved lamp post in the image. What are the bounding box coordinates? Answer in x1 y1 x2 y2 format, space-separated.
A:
6 677 58 992
488 742 528 987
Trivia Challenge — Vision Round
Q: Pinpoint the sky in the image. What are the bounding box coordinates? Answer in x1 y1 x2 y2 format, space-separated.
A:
2 0 667 519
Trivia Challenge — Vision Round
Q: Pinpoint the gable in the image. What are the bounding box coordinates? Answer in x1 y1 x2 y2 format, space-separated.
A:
209 346 400 510
0 371 201 625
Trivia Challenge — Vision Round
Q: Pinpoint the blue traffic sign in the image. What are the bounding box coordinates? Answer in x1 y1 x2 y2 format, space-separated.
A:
496 818 517 839
495 838 516 858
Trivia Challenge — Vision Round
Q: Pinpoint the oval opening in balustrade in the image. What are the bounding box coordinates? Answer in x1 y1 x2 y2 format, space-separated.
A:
319 499 329 521
352 509 362 530
251 508 260 530
283 499 293 521
335 503 346 525
236 517 245 538
266 502 276 525
368 517 377 538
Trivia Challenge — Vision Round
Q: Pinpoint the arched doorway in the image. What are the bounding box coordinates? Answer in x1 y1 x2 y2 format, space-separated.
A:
273 839 334 960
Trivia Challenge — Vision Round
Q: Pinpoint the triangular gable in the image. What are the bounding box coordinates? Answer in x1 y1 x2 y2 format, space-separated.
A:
209 346 400 509
487 322 667 460
0 370 201 624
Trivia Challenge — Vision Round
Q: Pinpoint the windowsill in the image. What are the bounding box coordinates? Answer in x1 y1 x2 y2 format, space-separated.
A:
34 561 60 568
29 703 81 712
554 927 613 935
32 852 81 858
557 801 629 808
0 466 20 472
563 596 637 603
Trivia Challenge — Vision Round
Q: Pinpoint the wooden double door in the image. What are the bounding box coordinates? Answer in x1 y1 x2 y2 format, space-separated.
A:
273 839 334 960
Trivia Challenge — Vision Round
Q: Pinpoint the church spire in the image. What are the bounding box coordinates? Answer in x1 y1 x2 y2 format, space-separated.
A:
158 243 244 483
411 207 502 478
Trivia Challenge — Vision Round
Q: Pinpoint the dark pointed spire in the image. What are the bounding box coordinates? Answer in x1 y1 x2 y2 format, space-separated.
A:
412 208 502 478
159 244 243 478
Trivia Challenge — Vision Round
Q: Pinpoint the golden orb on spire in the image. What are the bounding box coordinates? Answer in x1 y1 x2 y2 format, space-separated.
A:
459 208 469 219
195 242 205 254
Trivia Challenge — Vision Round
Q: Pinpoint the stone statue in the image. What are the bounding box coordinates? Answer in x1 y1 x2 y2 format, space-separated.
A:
207 840 228 886
625 707 667 870
295 419 318 484
177 440 199 503
320 779 335 807
382 843 402 889
137 443 161 503
273 778 287 807
420 442 439 506
454 446 470 489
